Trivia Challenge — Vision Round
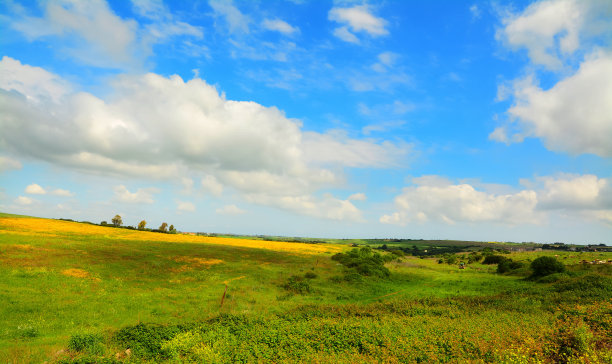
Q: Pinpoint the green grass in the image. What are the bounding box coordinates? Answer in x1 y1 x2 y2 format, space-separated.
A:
1 214 611 363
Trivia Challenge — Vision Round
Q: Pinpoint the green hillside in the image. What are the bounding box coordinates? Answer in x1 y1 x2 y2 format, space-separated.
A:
1 214 611 363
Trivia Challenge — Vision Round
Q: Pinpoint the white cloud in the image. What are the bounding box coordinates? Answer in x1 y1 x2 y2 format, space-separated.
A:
348 193 366 201
262 19 299 35
0 156 22 173
12 0 138 68
303 131 410 168
332 26 359 44
329 5 388 43
246 194 363 222
113 185 159 204
497 0 612 70
382 174 612 227
10 0 203 69
177 200 196 212
0 58 410 220
201 175 223 197
488 126 510 144
209 0 250 34
371 51 398 72
470 4 481 19
216 204 245 215
381 178 540 225
0 56 70 103
15 196 34 205
501 52 612 157
25 183 46 195
536 174 611 210
52 188 75 197
497 0 583 69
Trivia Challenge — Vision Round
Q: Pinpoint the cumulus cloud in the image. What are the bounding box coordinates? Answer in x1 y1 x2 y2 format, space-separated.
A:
500 52 612 157
381 174 612 226
113 185 159 204
380 179 539 226
0 58 408 221
0 156 22 173
497 0 584 69
25 183 46 195
15 196 34 205
536 174 612 210
177 200 196 212
216 204 246 215
262 19 299 35
0 56 70 103
329 5 388 43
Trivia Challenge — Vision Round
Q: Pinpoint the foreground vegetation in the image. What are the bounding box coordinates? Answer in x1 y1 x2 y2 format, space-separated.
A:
1 213 611 363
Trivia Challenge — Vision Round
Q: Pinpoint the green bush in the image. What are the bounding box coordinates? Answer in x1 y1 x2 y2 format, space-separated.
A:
68 333 105 355
482 255 506 265
530 256 566 278
554 274 612 300
304 271 317 279
496 259 524 274
282 275 312 294
113 323 191 358
331 247 390 279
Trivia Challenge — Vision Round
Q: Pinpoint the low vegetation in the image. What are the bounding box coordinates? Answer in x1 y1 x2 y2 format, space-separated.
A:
1 213 611 363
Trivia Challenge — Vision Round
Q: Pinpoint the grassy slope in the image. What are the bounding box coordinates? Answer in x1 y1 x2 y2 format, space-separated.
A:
0 215 611 363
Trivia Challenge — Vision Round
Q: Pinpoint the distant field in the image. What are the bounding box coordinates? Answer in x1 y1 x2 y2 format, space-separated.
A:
1 213 611 363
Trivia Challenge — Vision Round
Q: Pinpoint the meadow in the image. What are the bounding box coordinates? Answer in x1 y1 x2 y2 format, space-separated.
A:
0 213 611 363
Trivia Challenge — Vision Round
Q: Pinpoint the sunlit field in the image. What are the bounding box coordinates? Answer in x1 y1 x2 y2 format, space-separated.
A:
1 214 611 363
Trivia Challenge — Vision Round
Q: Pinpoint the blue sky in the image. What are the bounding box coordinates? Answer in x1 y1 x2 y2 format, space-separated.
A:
1 0 611 243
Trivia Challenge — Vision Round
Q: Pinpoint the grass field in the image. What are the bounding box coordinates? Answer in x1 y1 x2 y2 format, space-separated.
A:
1 213 611 363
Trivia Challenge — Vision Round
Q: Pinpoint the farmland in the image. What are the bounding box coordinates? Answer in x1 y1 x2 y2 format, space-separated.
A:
1 213 611 363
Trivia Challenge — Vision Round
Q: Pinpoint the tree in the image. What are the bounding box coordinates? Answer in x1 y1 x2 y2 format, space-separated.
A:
169 224 176 234
530 256 566 278
159 222 168 232
112 215 122 227
138 220 147 230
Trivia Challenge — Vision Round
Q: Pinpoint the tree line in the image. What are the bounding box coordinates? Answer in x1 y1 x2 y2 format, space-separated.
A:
100 215 177 234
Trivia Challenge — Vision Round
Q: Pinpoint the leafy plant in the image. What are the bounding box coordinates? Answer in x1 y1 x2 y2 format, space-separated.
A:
331 247 390 279
530 256 565 278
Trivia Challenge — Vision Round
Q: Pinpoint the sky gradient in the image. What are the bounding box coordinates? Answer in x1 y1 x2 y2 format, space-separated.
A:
1 0 611 244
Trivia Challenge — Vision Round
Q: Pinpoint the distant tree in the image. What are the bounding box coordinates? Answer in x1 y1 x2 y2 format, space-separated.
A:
138 220 147 230
530 256 566 278
112 215 122 227
159 222 168 232
100 221 108 226
169 224 176 234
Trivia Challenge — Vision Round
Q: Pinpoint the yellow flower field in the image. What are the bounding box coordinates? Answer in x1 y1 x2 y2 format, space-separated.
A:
0 217 342 255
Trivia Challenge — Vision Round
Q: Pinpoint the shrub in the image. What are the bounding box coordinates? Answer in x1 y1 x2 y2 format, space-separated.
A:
497 259 524 274
113 323 189 358
482 255 506 265
530 256 566 278
554 274 612 300
467 253 482 264
332 247 390 279
282 275 312 294
68 333 105 355
304 271 317 279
